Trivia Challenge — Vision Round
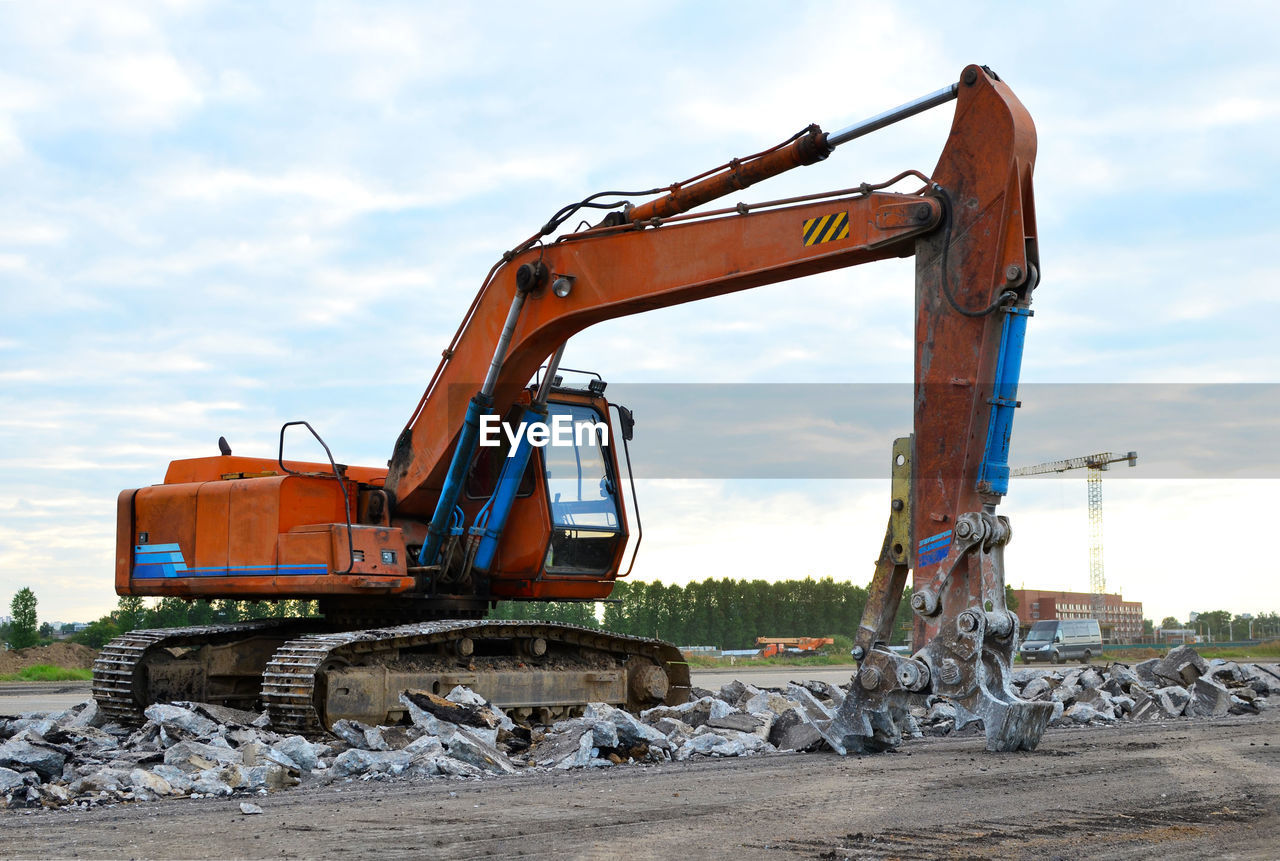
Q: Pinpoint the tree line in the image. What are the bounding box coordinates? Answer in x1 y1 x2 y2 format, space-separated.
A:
489 577 913 649
1 591 320 650
1160 611 1280 642
14 579 1276 654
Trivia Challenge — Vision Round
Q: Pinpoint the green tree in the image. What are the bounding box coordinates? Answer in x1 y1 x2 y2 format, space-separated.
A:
487 600 601 628
8 587 38 650
1143 618 1154 638
117 596 146 633
73 619 120 649
1160 616 1181 630
1195 610 1232 641
38 622 54 640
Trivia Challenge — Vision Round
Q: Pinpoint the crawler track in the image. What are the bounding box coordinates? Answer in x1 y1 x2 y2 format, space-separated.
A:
262 620 691 733
94 620 690 732
92 620 317 725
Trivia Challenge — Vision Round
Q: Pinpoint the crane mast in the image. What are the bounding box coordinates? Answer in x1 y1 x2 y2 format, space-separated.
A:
1012 451 1138 626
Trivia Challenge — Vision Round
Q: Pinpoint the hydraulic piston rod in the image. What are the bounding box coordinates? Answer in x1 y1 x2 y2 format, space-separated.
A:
626 78 962 225
825 83 960 147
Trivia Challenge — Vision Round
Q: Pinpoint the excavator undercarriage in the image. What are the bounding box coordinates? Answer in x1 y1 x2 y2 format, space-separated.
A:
94 620 689 733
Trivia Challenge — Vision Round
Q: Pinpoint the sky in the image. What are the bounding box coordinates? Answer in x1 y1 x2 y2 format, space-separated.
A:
1 1 1278 628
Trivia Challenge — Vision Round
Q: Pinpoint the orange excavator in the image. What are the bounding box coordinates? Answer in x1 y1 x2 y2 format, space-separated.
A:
95 64 1052 751
757 638 836 658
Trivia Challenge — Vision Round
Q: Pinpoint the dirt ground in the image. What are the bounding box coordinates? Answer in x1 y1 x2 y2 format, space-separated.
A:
0 643 97 674
2 708 1276 860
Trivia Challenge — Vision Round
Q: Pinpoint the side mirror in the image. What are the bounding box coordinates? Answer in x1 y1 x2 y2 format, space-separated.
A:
1054 635 1062 643
616 405 635 442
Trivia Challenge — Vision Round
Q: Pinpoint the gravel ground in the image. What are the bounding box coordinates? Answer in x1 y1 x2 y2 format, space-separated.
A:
1 708 1277 860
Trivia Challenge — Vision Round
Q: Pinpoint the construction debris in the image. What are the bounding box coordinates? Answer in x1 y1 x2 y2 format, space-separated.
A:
0 649 1272 810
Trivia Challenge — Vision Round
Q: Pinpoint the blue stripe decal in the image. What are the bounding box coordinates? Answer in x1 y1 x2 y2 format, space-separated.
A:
133 564 328 580
136 551 186 565
917 530 953 568
918 530 953 550
132 545 326 579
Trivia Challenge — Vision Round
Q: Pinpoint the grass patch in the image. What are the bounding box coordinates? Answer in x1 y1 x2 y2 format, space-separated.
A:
0 665 94 682
1197 640 1280 660
1098 640 1280 663
682 653 857 669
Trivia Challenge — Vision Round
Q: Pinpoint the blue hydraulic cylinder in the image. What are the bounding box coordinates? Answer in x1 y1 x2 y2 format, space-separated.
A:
977 305 1033 497
471 404 545 574
419 394 491 566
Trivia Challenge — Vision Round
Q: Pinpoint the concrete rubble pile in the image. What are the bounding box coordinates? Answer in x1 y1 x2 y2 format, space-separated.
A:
1 646 1273 810
984 647 1277 730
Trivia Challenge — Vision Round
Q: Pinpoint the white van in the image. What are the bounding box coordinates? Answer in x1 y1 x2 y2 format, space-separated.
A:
1019 619 1102 664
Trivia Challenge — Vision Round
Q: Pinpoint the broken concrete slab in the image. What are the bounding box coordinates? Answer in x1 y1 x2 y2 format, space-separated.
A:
741 691 798 717
404 689 508 733
189 770 234 797
0 766 28 793
1207 660 1245 685
1127 692 1160 721
144 704 220 743
583 703 670 752
0 737 68 782
707 712 764 734
128 768 174 797
718 680 749 706
1186 677 1232 718
766 708 823 751
272 735 325 772
1229 695 1262 716
1133 658 1162 688
175 702 264 729
641 696 733 729
1050 683 1080 705
532 724 596 771
329 719 373 749
783 684 848 755
1078 668 1104 690
1153 686 1192 718
1064 703 1114 724
330 748 413 778
55 700 103 730
162 739 243 771
1155 644 1209 687
677 727 770 761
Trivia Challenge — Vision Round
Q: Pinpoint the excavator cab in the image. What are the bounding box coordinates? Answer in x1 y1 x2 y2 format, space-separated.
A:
453 374 635 601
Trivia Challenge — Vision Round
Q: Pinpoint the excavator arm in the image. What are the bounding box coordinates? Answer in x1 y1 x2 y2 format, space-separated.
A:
383 64 1049 751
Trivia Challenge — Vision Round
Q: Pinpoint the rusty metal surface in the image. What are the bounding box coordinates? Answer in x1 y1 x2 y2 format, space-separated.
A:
626 125 832 223
837 511 1052 752
261 620 691 733
827 65 1048 755
92 619 304 725
95 619 690 734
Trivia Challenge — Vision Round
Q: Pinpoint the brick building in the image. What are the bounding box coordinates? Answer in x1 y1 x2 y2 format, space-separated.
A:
1011 588 1144 643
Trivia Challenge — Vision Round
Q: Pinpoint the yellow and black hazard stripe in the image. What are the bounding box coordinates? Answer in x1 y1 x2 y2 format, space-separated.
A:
803 211 849 246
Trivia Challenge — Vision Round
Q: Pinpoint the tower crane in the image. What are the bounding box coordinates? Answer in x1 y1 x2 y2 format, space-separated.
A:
1012 451 1137 624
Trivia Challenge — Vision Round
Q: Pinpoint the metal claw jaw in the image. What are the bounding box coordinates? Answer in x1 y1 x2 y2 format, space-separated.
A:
834 510 1053 754
831 650 931 753
917 512 1054 752
926 614 1054 752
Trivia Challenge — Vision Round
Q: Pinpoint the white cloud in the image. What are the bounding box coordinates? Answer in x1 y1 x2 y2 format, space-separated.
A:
1 2 1279 624
94 51 203 126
